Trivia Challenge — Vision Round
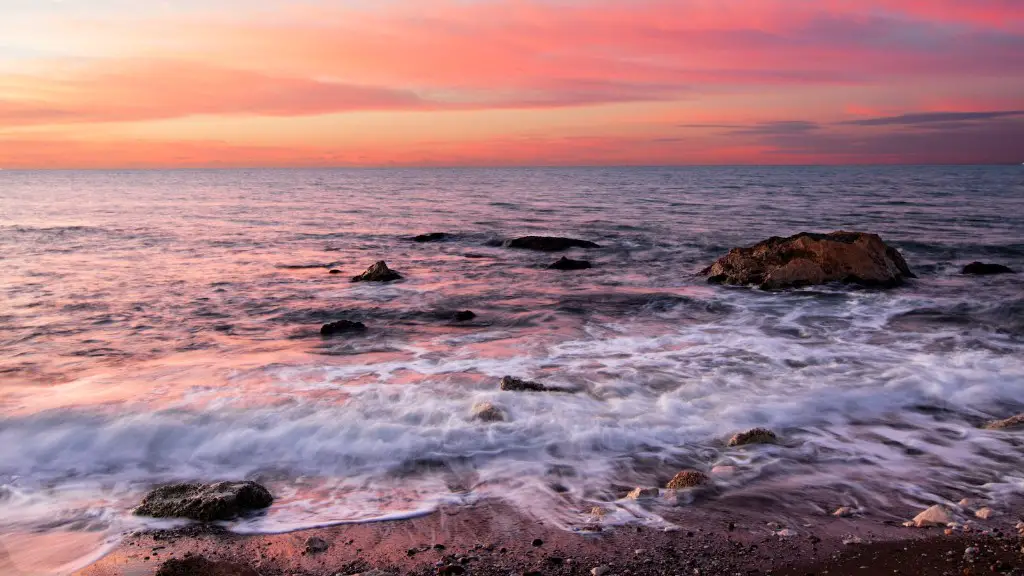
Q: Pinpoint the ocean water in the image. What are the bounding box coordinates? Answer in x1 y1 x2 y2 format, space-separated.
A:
1 166 1023 572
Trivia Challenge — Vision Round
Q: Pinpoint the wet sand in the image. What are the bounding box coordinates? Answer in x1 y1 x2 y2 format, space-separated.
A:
76 497 1024 576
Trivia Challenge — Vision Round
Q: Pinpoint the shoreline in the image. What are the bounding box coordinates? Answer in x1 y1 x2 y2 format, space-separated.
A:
75 497 1023 576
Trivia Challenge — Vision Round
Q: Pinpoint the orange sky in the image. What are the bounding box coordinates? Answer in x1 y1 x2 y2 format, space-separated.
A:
1 0 1023 168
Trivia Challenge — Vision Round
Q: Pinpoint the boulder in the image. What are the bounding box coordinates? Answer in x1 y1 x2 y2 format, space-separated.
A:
983 413 1024 430
321 320 367 336
701 231 914 289
666 470 710 489
134 481 273 522
962 262 1015 275
911 504 955 527
727 428 778 447
156 554 259 576
504 236 600 252
471 402 506 422
548 257 592 271
412 233 449 243
453 310 477 322
351 261 402 282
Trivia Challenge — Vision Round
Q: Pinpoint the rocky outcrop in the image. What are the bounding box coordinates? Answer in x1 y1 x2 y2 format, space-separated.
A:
504 236 600 252
351 261 403 282
453 310 477 322
962 262 1015 275
412 233 449 243
471 402 506 422
134 481 273 522
666 470 710 489
983 413 1024 430
701 231 914 289
727 428 778 447
321 320 367 336
548 257 592 271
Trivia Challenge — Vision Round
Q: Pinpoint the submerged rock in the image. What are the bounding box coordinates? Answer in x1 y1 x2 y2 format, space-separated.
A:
412 232 449 243
453 310 477 322
328 269 342 275
499 376 550 392
911 504 955 527
134 481 273 522
320 320 367 336
983 413 1024 430
962 262 1015 275
666 470 710 489
701 231 914 289
626 487 660 500
156 554 259 576
471 402 506 422
504 236 600 252
727 428 778 447
548 256 592 271
351 261 403 282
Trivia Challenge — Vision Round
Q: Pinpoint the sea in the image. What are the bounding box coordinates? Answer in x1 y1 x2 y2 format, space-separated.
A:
1 166 1022 573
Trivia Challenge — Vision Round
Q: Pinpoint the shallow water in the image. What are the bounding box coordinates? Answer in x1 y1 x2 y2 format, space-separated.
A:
1 166 1023 573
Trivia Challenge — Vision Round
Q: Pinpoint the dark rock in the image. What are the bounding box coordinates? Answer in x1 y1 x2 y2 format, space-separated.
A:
727 428 778 447
155 554 259 576
532 538 544 547
413 233 449 243
453 310 477 322
666 470 710 489
321 320 367 336
328 269 343 275
351 261 403 282
504 236 600 252
499 376 550 392
701 231 915 289
962 262 1015 275
548 257 592 271
305 536 330 554
438 565 465 576
134 481 273 522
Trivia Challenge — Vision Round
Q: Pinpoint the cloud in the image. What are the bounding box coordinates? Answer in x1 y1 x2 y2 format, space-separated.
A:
841 110 1024 126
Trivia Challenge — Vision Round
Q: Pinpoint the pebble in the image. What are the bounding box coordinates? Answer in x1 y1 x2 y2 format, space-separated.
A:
833 507 855 518
776 528 796 537
591 566 610 576
626 487 659 500
974 507 996 520
911 505 955 528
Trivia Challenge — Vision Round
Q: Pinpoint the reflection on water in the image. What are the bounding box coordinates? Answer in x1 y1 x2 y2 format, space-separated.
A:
1 166 1023 572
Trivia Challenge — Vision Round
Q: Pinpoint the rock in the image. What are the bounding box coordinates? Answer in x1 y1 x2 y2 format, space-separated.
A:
499 376 550 392
776 528 796 537
532 538 544 547
962 262 1015 275
833 507 856 518
412 233 449 243
135 481 273 522
727 428 778 447
983 414 1024 430
471 402 506 422
329 269 342 274
351 261 402 282
591 566 611 576
548 257 592 271
666 470 710 489
305 536 330 554
504 236 600 252
710 465 737 476
155 554 260 576
320 320 367 336
626 487 660 500
975 507 997 520
911 505 955 528
701 231 915 289
453 310 476 322
589 506 608 517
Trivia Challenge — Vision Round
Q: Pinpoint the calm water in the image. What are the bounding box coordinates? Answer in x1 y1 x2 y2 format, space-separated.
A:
1 166 1023 573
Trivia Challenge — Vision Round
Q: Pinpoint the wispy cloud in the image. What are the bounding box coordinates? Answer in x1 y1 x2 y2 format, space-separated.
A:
840 110 1024 126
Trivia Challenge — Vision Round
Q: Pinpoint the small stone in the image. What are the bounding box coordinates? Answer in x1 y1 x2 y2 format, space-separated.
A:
304 536 330 554
776 528 796 537
974 507 997 520
532 538 544 547
351 261 402 283
666 470 709 489
842 535 863 545
471 402 506 422
911 505 955 528
328 269 342 274
727 428 778 447
591 566 610 576
833 507 855 518
626 487 659 500
453 310 476 322
945 528 955 536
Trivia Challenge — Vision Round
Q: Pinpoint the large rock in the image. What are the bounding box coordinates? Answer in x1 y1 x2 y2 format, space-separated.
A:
504 236 600 252
962 262 1015 275
351 261 403 282
548 257 592 271
701 231 914 289
983 413 1024 430
134 481 273 522
320 320 367 336
727 428 777 447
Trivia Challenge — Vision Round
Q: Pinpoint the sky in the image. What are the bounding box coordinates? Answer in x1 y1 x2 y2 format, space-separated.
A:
1 0 1023 168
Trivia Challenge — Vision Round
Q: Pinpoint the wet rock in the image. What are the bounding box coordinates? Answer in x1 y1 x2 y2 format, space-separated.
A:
962 262 1015 275
532 538 544 547
589 506 608 517
471 402 506 422
134 481 273 522
548 257 592 271
833 507 856 518
911 504 955 528
504 236 600 252
591 566 611 576
626 487 660 500
453 310 477 322
666 470 710 489
775 528 796 537
351 261 403 282
975 507 997 520
329 269 342 274
305 536 330 554
710 465 737 476
499 376 550 392
727 428 778 447
982 413 1024 430
412 233 449 243
701 231 915 289
155 554 259 576
321 320 367 336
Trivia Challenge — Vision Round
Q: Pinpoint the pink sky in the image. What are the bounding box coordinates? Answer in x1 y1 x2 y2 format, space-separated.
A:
1 0 1022 168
